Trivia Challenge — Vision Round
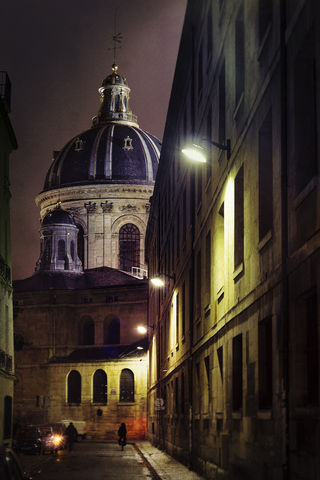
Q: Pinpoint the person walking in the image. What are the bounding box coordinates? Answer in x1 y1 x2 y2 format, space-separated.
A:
117 422 127 451
65 422 78 451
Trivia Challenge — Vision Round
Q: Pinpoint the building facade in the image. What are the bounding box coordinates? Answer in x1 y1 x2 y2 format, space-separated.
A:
13 64 159 441
146 1 320 479
0 72 17 446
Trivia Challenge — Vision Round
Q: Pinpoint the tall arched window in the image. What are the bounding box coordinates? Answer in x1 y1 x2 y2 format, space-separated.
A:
58 240 65 260
119 223 140 272
67 370 81 403
93 369 107 404
70 240 75 260
80 317 94 345
120 369 134 402
103 316 120 344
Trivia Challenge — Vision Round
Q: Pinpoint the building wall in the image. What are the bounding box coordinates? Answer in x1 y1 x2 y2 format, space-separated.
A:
0 72 17 447
13 282 149 440
36 184 153 273
146 1 320 479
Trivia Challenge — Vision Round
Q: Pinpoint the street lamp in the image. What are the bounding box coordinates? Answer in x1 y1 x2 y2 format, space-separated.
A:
181 137 231 162
150 273 175 287
137 324 154 334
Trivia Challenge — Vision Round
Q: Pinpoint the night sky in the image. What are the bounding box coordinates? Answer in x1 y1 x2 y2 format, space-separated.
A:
0 0 186 280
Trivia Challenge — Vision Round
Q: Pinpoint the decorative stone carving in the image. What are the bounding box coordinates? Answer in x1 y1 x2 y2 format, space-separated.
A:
67 207 82 216
145 203 151 213
120 204 137 212
101 201 113 213
84 202 97 214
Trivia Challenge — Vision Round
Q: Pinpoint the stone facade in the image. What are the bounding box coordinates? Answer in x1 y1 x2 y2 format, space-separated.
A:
146 1 320 479
36 184 153 273
14 275 148 440
0 72 17 447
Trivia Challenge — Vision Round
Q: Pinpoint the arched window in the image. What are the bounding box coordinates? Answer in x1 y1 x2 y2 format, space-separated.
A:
119 223 140 272
120 369 134 402
103 316 120 344
76 224 84 266
80 317 94 345
43 238 52 264
93 369 107 404
67 370 81 403
70 240 75 260
58 240 65 260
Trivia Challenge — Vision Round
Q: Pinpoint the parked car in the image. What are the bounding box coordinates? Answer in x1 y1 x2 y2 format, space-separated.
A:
60 420 87 440
0 446 32 479
14 424 65 454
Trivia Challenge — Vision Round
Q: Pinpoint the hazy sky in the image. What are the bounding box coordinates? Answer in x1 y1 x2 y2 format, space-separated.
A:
0 0 186 280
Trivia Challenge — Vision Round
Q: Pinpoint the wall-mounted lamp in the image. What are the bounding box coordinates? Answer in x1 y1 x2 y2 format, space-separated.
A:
137 325 154 334
181 138 231 162
150 273 176 287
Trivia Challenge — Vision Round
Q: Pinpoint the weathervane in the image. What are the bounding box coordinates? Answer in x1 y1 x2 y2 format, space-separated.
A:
109 9 122 66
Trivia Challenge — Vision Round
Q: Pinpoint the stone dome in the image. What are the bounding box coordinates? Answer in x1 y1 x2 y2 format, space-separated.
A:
42 204 75 226
43 124 160 191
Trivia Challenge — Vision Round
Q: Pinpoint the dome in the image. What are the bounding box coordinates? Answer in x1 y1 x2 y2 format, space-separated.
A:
43 124 160 191
42 204 75 226
42 64 160 192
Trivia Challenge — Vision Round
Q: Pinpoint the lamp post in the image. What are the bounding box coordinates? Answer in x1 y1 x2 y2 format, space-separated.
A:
181 137 231 162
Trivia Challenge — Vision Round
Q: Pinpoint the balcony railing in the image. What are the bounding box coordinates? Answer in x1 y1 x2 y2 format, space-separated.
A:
0 71 11 112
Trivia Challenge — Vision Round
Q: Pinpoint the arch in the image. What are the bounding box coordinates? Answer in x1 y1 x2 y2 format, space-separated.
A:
58 239 65 260
93 369 107 404
80 316 94 345
119 223 140 272
67 370 81 403
120 369 134 402
103 316 120 344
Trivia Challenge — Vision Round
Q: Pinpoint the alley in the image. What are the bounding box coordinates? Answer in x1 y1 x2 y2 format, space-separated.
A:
20 442 154 480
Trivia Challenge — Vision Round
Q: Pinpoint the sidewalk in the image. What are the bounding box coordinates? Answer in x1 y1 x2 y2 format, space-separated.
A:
135 441 205 480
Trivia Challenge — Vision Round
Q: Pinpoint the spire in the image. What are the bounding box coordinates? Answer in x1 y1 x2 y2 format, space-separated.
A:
92 64 139 128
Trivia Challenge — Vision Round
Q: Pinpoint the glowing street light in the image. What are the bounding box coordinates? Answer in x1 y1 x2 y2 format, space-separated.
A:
150 273 175 288
137 325 148 334
181 138 231 163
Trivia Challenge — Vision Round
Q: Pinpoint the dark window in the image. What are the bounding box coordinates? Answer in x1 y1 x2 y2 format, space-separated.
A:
76 224 85 265
259 0 272 43
120 369 134 402
70 240 75 260
258 316 273 409
119 223 140 272
306 293 318 405
182 281 186 338
43 238 52 265
58 240 65 260
235 5 245 105
93 369 107 404
68 370 81 403
259 110 273 240
4 395 12 439
219 63 226 144
204 355 212 404
234 166 244 269
232 334 243 411
175 377 179 413
196 250 202 314
103 316 120 344
294 29 317 193
217 346 223 381
205 231 211 298
181 372 185 413
82 317 94 345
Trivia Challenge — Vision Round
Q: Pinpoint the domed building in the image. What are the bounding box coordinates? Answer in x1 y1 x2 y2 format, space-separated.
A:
13 65 159 441
36 63 160 275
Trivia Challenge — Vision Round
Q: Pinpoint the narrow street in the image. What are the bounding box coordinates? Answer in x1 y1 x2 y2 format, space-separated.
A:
19 442 154 480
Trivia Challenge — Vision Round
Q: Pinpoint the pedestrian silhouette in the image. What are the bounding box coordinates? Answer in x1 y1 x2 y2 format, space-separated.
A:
118 422 127 451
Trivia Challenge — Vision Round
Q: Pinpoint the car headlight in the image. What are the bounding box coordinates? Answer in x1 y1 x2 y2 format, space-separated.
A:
52 435 63 446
